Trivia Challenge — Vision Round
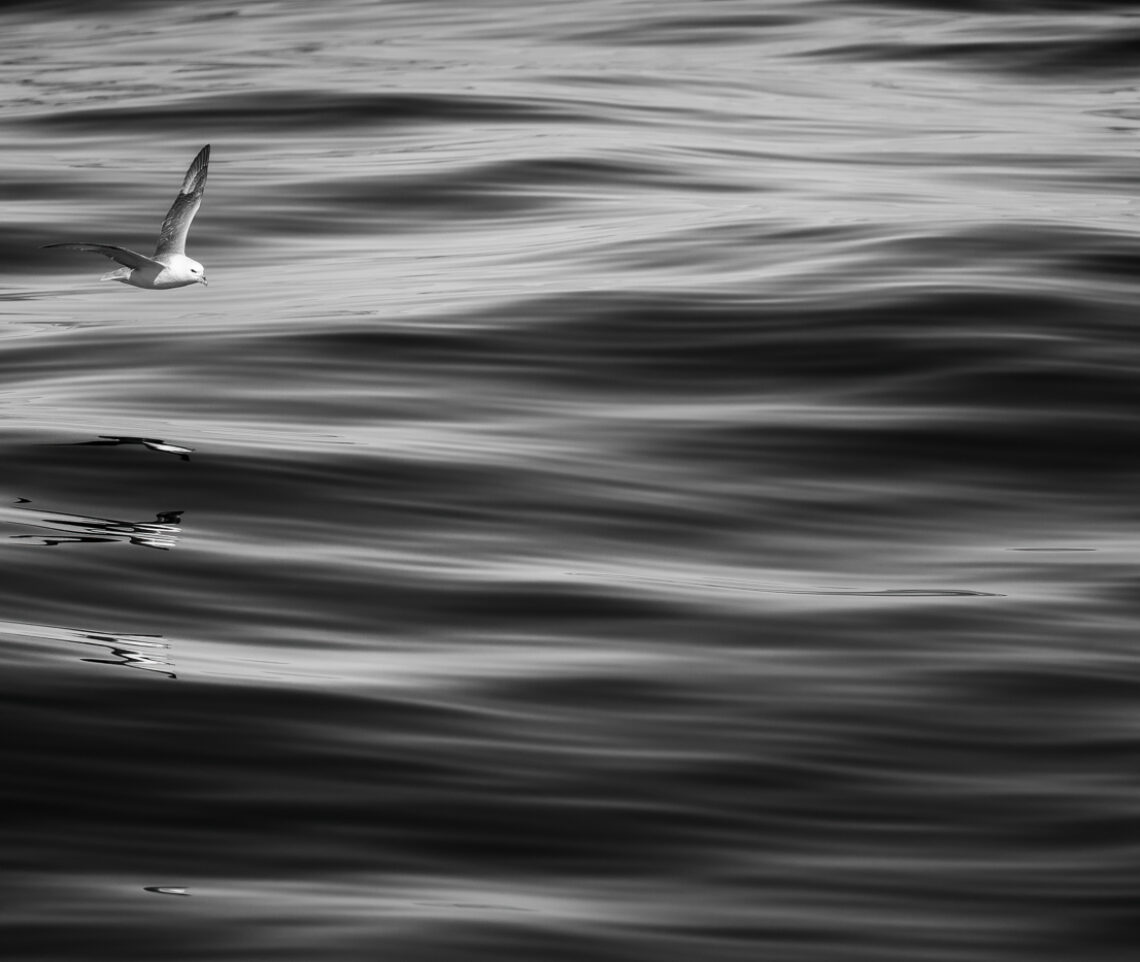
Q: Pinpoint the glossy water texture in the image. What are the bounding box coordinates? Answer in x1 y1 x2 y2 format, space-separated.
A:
3 1 1140 960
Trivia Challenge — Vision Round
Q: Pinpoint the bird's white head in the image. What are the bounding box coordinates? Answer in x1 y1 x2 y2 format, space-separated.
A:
159 253 208 287
185 258 207 286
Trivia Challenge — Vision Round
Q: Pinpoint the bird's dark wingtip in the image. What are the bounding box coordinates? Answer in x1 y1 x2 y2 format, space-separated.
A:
192 145 210 175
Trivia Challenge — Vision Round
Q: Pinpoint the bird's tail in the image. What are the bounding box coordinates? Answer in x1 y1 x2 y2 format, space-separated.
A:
101 267 132 283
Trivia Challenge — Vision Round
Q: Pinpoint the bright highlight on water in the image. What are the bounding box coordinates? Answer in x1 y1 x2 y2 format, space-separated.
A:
43 145 211 290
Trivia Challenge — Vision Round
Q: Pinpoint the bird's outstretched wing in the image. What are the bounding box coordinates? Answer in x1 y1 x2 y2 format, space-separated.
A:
41 242 162 270
154 144 210 258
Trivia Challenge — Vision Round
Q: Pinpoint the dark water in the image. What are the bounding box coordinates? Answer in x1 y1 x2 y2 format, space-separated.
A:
3 1 1140 959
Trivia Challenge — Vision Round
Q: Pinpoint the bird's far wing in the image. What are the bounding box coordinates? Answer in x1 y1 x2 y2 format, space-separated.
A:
42 242 162 270
154 144 210 257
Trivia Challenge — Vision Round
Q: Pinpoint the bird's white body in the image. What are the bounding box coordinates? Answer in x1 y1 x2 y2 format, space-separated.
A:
103 253 207 289
45 145 211 290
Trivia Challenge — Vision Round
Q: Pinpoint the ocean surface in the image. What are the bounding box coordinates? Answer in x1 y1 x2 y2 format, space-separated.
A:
3 1 1139 959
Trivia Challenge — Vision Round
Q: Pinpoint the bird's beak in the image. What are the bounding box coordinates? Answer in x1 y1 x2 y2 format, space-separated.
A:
200 276 208 286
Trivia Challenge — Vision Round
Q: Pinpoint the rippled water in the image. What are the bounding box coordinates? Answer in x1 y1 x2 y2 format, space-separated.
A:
3 1 1139 959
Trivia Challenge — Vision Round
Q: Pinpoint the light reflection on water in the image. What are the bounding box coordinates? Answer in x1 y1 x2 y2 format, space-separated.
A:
3 498 183 549
0 619 174 677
